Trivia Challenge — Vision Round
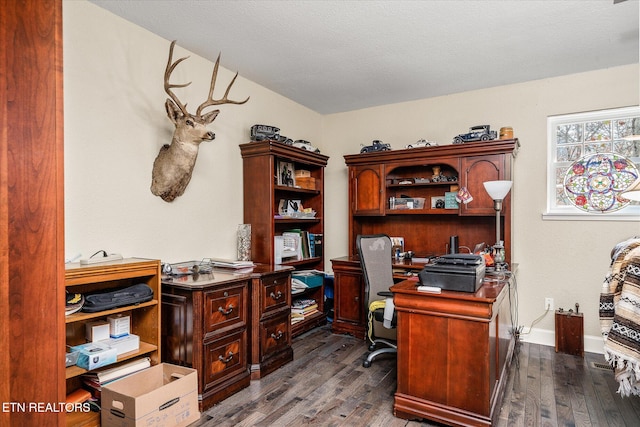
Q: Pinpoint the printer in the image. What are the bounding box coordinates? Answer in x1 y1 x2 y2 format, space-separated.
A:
418 254 485 293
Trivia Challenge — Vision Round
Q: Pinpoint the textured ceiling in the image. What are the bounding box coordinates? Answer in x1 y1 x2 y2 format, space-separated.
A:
90 0 639 114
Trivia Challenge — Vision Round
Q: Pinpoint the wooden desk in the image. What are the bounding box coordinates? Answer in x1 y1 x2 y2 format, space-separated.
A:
391 276 515 427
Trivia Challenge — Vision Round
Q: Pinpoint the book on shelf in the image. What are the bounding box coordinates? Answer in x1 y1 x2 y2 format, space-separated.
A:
291 316 305 325
308 233 316 258
292 298 317 311
81 356 151 385
291 304 318 315
291 298 318 316
291 307 320 325
300 231 310 259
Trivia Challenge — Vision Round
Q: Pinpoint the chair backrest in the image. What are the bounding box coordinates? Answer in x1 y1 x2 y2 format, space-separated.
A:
356 234 394 307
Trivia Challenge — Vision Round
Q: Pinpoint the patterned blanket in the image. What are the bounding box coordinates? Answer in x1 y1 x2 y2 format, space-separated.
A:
600 237 640 397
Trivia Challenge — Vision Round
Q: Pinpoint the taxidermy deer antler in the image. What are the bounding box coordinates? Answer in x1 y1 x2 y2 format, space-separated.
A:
151 40 249 202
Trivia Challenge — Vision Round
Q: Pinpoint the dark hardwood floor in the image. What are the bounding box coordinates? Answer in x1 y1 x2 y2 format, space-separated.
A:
194 325 640 427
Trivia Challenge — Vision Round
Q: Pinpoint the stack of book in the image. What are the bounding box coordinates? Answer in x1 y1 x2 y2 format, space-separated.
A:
291 298 319 325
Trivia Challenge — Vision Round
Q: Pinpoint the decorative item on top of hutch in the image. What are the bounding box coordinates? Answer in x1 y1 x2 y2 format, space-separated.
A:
241 140 329 337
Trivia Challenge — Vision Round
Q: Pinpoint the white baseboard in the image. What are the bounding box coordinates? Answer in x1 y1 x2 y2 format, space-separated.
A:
519 327 604 355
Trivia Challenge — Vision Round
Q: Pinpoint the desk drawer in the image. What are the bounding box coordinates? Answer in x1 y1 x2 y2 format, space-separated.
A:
204 283 247 334
260 315 290 359
261 274 290 315
203 330 248 391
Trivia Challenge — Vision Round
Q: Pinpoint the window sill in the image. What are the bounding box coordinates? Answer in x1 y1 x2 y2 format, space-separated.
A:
543 206 640 221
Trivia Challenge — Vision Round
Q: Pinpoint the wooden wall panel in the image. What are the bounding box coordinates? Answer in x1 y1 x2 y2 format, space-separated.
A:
1 0 65 425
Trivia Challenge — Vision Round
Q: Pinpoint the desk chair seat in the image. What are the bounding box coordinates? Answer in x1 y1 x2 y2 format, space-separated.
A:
357 234 397 368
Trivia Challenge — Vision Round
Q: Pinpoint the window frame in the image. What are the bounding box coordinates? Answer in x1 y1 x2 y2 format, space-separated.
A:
544 106 640 221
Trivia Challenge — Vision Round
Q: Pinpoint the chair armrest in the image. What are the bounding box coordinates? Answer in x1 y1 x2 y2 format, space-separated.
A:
377 291 393 298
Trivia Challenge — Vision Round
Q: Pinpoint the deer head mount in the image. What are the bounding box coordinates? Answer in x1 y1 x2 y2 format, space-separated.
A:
151 40 249 202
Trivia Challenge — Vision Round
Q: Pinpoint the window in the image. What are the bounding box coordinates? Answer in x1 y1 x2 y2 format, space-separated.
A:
545 106 640 220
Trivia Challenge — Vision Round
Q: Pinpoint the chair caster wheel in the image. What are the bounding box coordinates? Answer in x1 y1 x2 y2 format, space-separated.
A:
363 360 371 368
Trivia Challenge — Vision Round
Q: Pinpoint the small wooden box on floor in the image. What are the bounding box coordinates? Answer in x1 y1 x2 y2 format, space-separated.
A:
555 310 584 357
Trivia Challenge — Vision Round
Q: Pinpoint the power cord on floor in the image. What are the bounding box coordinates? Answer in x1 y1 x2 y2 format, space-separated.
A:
517 306 552 337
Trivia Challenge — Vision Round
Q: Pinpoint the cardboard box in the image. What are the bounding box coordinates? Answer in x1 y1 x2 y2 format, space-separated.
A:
108 314 131 338
71 342 118 370
101 363 199 427
86 321 110 342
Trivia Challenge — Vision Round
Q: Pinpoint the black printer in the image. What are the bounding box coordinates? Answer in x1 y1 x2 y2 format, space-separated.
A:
418 254 485 293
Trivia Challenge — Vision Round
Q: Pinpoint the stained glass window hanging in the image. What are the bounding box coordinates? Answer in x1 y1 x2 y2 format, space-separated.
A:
547 106 640 217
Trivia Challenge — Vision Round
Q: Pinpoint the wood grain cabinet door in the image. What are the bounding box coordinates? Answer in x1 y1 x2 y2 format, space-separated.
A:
203 330 248 391
459 154 506 216
161 292 191 365
260 315 291 360
351 165 385 215
335 270 364 326
261 274 290 317
204 284 247 336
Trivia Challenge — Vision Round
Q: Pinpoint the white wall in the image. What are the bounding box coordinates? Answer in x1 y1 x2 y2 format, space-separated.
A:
65 1 639 351
63 1 322 263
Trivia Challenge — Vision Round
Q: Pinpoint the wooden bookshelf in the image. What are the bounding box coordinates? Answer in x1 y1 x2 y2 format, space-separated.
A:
241 141 329 337
64 258 161 426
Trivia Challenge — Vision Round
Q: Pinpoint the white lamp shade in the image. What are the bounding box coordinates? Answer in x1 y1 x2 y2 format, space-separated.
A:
621 177 640 202
483 180 512 200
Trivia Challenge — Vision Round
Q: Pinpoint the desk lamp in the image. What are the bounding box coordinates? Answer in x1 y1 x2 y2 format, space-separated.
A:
483 180 513 266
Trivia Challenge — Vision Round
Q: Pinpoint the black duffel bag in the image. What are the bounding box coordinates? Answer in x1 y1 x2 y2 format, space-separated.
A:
82 283 154 313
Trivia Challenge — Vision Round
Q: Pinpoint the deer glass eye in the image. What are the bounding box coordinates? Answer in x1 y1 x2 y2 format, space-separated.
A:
186 119 194 127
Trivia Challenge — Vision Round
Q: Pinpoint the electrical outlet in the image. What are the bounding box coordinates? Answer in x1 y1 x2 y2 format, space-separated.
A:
545 297 554 311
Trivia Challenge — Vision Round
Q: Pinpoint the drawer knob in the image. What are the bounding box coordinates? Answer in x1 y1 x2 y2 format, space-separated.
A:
271 330 284 340
218 304 234 315
218 351 234 364
270 291 283 300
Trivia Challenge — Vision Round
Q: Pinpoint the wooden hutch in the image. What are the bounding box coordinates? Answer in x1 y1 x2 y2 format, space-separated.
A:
331 139 519 338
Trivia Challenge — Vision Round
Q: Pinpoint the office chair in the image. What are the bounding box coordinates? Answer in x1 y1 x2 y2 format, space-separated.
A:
356 234 397 368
